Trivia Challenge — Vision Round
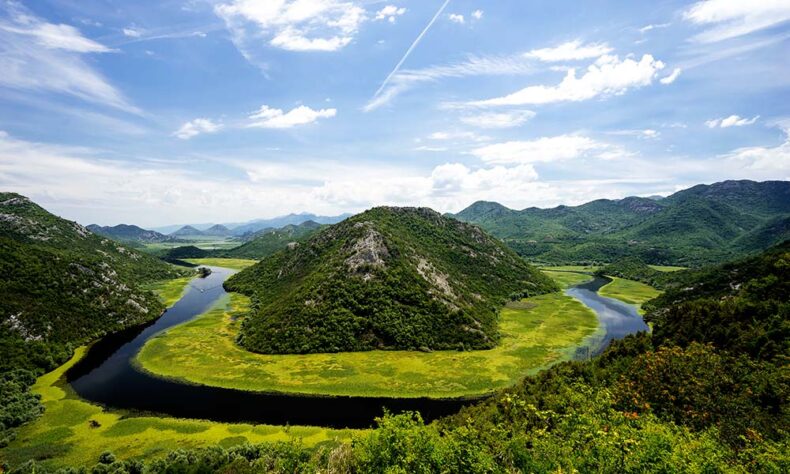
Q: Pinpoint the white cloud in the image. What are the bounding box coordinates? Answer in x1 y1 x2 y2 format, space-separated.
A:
639 23 671 33
122 27 143 38
472 10 484 20
0 3 136 112
608 129 660 139
660 67 682 84
215 0 366 52
524 40 613 62
431 163 538 195
468 54 665 107
470 135 607 165
683 0 790 43
720 128 790 178
365 52 536 111
460 110 535 128
375 5 406 23
426 131 487 141
448 13 465 24
173 119 223 140
705 114 759 128
248 104 337 128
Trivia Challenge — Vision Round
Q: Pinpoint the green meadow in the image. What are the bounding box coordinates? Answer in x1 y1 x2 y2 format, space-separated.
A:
539 265 601 273
541 270 593 288
598 276 661 313
184 257 258 270
0 347 358 469
142 275 193 307
136 291 599 399
647 264 688 272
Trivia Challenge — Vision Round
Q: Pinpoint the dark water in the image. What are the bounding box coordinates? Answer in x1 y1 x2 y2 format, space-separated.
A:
566 276 650 358
67 269 646 428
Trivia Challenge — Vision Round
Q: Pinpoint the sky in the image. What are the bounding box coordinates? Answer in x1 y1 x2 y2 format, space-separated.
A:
0 0 788 227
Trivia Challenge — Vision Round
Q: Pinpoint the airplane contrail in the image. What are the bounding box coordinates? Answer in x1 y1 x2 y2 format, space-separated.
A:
371 0 452 99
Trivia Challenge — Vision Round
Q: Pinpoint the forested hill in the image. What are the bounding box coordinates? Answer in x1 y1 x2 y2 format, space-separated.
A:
450 180 790 265
86 223 172 243
225 206 557 354
0 192 184 375
218 220 323 259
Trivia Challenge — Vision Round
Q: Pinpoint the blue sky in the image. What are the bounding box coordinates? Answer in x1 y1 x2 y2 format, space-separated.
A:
0 0 788 227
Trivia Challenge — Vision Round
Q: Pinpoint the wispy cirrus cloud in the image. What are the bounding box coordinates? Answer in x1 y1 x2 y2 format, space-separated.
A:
460 110 535 129
470 135 609 165
0 2 137 113
683 0 790 43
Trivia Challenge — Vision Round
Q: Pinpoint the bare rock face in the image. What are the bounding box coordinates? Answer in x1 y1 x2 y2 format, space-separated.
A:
345 222 390 280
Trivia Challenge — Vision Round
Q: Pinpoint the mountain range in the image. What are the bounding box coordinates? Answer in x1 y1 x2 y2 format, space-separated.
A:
149 212 351 237
449 180 790 266
86 224 173 243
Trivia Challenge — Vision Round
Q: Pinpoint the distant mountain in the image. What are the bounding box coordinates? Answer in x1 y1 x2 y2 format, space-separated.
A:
170 225 204 237
202 224 231 237
230 213 350 237
225 207 557 354
450 180 790 265
87 223 172 243
220 220 323 260
0 193 185 374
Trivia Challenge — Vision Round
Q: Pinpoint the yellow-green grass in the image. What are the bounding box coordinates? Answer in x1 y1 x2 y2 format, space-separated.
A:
599 276 661 314
183 258 258 270
142 276 193 307
542 270 593 289
0 348 358 469
136 291 599 399
648 265 687 272
538 265 601 272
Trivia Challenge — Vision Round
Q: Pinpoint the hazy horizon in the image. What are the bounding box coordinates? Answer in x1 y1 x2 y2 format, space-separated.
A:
1 1 788 227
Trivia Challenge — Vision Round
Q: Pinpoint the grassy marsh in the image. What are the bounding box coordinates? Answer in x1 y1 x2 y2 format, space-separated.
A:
136 291 599 398
598 276 661 313
0 347 358 469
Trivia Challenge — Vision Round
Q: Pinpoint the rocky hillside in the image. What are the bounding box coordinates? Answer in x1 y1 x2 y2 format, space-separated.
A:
0 193 185 373
225 207 557 354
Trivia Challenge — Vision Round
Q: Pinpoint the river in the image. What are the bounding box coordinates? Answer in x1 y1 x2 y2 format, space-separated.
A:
67 267 646 428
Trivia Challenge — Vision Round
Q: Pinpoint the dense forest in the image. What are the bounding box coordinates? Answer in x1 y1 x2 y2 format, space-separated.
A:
225 206 557 354
0 194 186 449
452 180 790 266
7 241 787 473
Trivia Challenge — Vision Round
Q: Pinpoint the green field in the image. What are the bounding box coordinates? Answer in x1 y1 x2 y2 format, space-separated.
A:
0 347 358 469
647 264 688 272
539 265 601 272
142 276 193 307
542 270 593 288
183 257 258 270
599 276 661 313
136 291 599 398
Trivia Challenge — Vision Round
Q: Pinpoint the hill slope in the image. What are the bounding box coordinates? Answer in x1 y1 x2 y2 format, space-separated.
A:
225 207 557 354
220 221 323 259
86 223 172 243
0 193 184 373
451 180 789 265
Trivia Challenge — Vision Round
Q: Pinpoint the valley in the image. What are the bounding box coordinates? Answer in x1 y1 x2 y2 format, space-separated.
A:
1 183 787 472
